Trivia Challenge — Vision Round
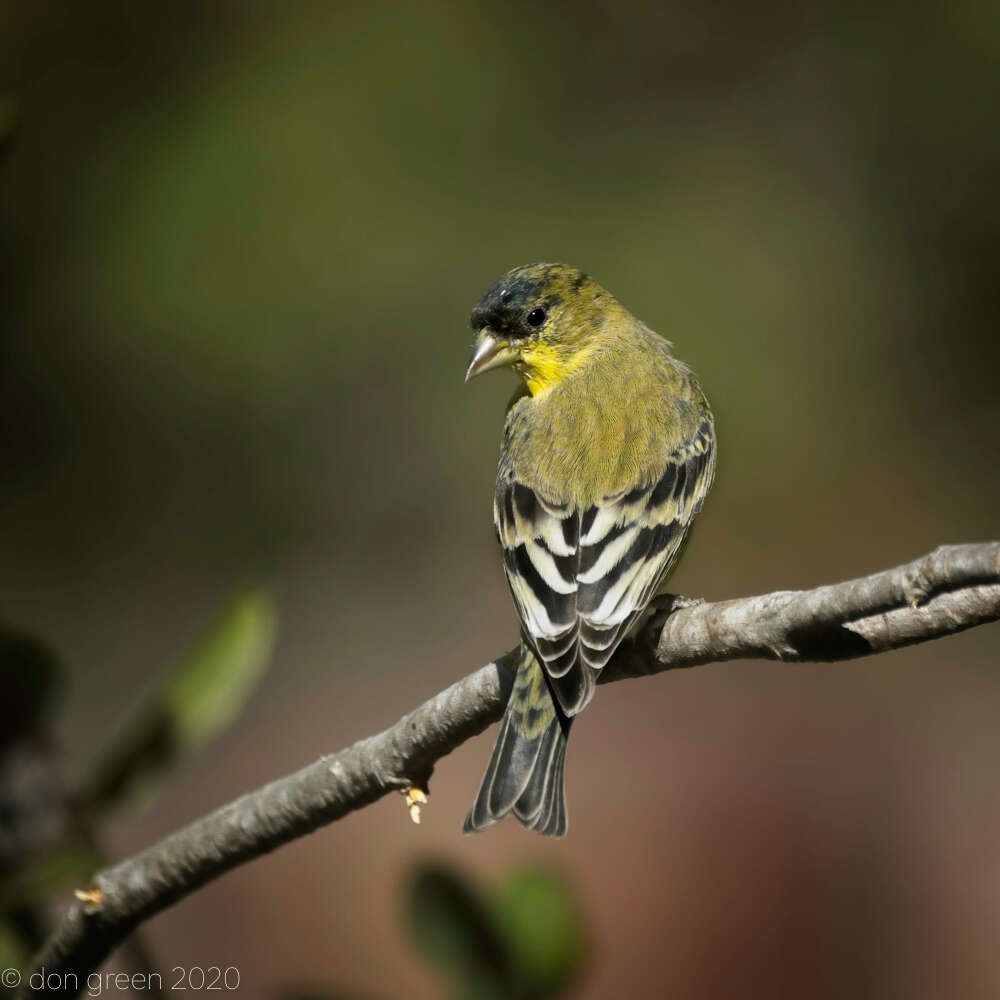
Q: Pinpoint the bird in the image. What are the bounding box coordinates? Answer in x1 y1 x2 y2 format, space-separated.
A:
462 262 716 837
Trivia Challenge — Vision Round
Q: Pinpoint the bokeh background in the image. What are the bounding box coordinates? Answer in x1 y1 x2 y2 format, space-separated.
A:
2 1 999 996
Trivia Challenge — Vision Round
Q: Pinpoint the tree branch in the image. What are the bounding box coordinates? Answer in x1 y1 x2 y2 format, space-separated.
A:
22 543 1000 997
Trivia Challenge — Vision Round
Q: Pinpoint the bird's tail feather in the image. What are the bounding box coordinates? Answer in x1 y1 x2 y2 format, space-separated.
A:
463 644 570 837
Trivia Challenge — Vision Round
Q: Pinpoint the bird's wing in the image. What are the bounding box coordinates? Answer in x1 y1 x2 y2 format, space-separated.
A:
495 416 716 716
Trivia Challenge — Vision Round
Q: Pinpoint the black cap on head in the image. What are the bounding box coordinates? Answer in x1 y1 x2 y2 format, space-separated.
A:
470 263 592 341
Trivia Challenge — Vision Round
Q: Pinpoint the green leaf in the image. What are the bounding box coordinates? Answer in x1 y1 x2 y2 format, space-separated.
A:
406 863 514 1000
85 590 276 810
162 590 276 748
489 868 587 998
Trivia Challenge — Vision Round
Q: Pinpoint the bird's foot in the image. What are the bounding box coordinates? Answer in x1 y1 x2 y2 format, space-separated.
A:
651 593 705 616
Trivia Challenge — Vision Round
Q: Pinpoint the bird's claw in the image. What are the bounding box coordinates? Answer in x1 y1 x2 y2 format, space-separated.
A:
651 593 705 615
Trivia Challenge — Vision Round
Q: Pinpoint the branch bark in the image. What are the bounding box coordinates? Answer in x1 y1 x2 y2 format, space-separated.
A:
22 543 1000 997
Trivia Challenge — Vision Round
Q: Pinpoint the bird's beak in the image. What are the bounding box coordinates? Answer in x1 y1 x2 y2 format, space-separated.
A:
465 329 519 382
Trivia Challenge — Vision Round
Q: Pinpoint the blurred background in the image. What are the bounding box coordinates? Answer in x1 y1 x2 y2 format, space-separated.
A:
2 0 999 996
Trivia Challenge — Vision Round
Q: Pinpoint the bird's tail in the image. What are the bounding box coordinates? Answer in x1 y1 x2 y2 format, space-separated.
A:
463 643 570 837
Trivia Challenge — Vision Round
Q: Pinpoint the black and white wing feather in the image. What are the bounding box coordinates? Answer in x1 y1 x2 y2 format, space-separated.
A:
495 418 716 717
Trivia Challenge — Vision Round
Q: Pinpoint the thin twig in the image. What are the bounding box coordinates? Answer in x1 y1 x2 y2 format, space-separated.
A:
21 543 1000 998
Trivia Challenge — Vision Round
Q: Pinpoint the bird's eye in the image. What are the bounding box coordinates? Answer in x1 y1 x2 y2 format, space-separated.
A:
526 307 547 328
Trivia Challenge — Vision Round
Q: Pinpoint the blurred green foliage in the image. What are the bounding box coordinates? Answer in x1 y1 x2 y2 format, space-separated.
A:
86 590 277 810
407 863 587 1000
0 845 104 914
282 862 589 1000
408 864 514 999
490 869 586 996
0 919 28 978
0 592 276 969
164 591 276 749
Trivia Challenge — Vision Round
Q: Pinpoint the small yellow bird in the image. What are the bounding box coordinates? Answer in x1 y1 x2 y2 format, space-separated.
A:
463 263 716 837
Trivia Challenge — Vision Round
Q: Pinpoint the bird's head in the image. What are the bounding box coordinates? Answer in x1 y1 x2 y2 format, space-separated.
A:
466 263 620 396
